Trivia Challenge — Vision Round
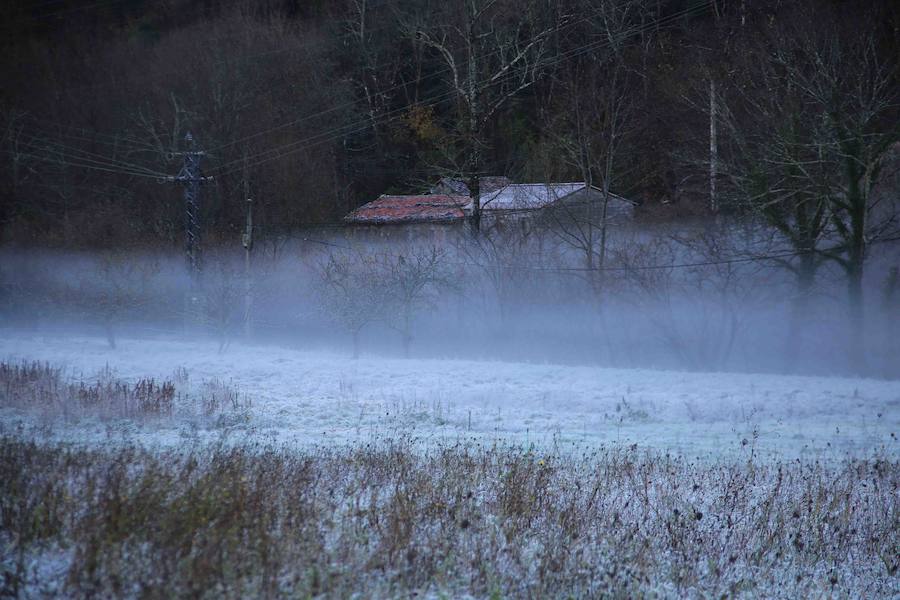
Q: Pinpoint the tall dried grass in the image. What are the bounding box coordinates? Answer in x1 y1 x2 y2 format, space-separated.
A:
0 437 896 598
0 361 249 425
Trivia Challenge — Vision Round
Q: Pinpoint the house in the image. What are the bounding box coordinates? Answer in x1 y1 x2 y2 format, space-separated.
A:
343 181 636 238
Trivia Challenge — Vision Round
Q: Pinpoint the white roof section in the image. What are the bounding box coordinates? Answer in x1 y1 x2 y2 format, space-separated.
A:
476 183 586 211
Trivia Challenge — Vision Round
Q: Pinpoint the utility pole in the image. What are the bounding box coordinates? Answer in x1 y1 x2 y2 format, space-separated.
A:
709 79 718 214
164 131 212 327
241 195 253 338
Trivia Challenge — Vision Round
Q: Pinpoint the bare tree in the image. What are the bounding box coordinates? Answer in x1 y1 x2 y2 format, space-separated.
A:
78 251 159 349
380 246 455 357
409 0 558 232
346 0 408 138
544 75 633 285
716 55 833 366
616 223 761 371
316 250 391 359
454 220 545 326
727 21 899 371
315 245 455 358
201 253 245 354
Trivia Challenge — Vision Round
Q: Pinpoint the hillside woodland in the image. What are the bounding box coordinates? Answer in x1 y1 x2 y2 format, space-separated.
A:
1 0 896 247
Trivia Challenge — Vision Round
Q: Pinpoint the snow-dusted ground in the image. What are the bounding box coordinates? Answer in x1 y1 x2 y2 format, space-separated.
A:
2 331 898 460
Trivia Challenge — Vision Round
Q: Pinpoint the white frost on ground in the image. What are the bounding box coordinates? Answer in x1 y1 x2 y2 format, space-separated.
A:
2 331 898 459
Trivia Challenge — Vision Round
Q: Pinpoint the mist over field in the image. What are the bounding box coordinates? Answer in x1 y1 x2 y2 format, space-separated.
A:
2 225 898 377
2 0 899 597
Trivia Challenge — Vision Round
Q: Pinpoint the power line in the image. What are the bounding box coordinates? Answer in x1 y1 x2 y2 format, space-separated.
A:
290 231 900 277
229 0 711 162
207 1 677 158
11 0 710 179
9 3 579 164
210 0 713 176
210 86 461 174
204 10 598 156
5 0 716 237
21 132 167 177
9 11 443 161
12 136 167 180
4 148 164 180
10 115 171 163
20 117 162 152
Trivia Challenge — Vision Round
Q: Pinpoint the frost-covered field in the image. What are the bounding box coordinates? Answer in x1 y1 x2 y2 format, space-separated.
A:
1 332 898 459
3 437 899 599
2 331 899 598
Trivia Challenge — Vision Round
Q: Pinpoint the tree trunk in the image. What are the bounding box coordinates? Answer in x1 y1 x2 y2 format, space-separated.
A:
401 333 412 358
243 196 253 339
585 185 594 272
598 183 611 275
402 309 412 358
582 171 596 290
846 259 866 374
784 254 815 373
105 320 116 350
468 159 482 234
843 146 868 374
883 267 899 377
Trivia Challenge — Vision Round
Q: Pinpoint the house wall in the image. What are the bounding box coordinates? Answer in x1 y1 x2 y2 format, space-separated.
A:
554 189 635 222
342 221 465 247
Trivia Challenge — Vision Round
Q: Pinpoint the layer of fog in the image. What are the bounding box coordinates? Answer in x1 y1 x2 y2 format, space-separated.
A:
2 220 898 379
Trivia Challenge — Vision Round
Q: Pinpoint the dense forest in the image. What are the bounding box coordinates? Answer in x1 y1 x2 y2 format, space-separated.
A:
1 0 897 248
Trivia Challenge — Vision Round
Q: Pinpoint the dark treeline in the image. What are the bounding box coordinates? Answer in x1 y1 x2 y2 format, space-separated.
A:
2 0 897 248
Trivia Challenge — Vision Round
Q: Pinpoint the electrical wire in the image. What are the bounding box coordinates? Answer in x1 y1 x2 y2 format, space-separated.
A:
205 0 694 157
209 0 713 176
10 0 710 176
288 231 900 276
19 117 163 153
13 137 167 180
8 3 591 162
204 10 598 155
21 132 167 177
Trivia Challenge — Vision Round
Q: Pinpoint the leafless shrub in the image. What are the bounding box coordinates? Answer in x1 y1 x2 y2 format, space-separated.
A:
171 365 189 387
314 249 392 358
314 246 456 358
200 253 245 354
199 378 251 421
614 224 766 370
379 246 457 357
75 251 160 349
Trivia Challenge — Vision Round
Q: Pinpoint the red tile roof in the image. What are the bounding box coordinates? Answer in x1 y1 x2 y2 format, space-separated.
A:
345 195 469 224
